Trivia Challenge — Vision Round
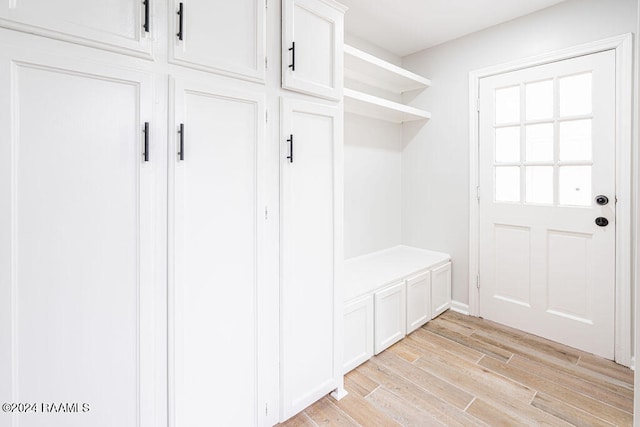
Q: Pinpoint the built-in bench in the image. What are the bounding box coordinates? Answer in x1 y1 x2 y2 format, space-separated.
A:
343 245 451 373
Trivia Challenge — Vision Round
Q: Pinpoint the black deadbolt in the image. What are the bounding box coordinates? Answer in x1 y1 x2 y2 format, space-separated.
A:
595 217 609 227
595 195 609 206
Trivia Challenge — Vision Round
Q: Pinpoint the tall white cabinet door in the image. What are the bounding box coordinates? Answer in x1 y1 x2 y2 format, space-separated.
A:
280 98 343 420
171 79 273 427
0 0 152 57
0 50 159 427
281 0 345 100
169 0 266 82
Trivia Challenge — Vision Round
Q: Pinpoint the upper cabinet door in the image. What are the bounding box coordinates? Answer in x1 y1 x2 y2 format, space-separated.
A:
169 0 266 82
282 0 346 100
0 0 152 58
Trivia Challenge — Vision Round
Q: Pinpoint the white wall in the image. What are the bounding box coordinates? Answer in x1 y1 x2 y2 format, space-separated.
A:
344 113 402 259
401 0 638 305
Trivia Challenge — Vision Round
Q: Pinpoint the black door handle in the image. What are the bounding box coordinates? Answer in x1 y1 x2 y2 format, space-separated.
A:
286 134 293 163
288 42 295 71
595 195 609 206
143 0 150 32
595 217 609 227
177 3 184 40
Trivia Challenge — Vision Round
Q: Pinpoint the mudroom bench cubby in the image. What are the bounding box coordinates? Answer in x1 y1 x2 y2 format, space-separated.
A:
342 245 451 373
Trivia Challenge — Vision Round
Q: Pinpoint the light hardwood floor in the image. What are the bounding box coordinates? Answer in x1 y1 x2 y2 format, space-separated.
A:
278 310 634 426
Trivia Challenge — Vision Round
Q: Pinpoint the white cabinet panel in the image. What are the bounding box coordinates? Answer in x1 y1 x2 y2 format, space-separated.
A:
280 98 342 419
0 51 158 427
282 0 345 100
169 0 266 82
171 79 271 426
343 296 373 374
432 262 452 318
0 0 152 57
406 271 431 334
374 282 406 354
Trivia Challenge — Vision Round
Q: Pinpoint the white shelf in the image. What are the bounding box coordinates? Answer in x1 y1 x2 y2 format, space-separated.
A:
344 88 431 123
344 44 431 93
344 245 450 301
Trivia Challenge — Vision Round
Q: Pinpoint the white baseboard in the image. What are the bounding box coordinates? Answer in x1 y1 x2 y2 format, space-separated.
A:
450 300 470 315
630 356 635 371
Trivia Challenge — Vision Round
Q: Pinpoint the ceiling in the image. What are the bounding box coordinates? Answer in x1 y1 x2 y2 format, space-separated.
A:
339 0 567 57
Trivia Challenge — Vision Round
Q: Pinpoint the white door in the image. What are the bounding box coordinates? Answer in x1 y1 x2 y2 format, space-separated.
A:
170 79 273 426
281 0 345 100
0 0 152 57
0 49 159 426
479 50 616 358
280 98 342 420
169 0 266 82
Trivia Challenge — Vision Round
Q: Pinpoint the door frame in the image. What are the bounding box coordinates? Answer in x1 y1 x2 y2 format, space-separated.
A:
468 33 634 366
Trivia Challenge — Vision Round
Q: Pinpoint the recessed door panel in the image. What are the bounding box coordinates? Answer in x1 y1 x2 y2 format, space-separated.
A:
282 0 344 100
0 0 152 57
0 53 156 427
170 0 265 82
280 98 340 419
172 80 266 426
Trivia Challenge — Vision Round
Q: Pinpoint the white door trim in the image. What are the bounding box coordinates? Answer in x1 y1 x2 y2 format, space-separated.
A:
468 33 634 366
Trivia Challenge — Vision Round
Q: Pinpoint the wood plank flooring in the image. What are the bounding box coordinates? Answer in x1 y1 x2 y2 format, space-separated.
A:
278 310 634 426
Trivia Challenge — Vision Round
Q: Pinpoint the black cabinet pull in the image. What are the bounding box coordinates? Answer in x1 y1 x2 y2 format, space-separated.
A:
288 42 295 71
286 134 293 163
143 122 149 162
177 3 184 40
143 0 150 32
178 123 184 161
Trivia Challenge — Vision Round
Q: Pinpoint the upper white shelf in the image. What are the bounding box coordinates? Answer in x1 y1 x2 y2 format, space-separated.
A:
344 88 431 123
344 44 432 94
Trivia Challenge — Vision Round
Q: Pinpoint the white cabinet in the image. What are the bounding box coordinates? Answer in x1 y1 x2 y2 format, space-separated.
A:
169 0 266 82
374 282 406 354
0 48 160 427
432 262 452 318
343 295 374 373
406 271 432 334
0 0 152 57
343 246 450 372
281 0 346 100
170 78 273 426
280 98 342 419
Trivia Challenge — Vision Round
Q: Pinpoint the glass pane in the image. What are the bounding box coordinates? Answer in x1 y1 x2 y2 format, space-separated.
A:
560 119 592 161
525 123 554 162
495 86 520 124
495 166 520 202
495 127 520 162
559 166 591 206
559 73 592 117
525 80 553 120
526 166 553 204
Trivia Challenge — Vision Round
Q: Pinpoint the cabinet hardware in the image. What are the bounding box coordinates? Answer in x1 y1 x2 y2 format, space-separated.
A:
143 122 149 162
143 0 150 32
288 42 295 71
286 134 294 163
177 2 184 40
178 123 184 161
